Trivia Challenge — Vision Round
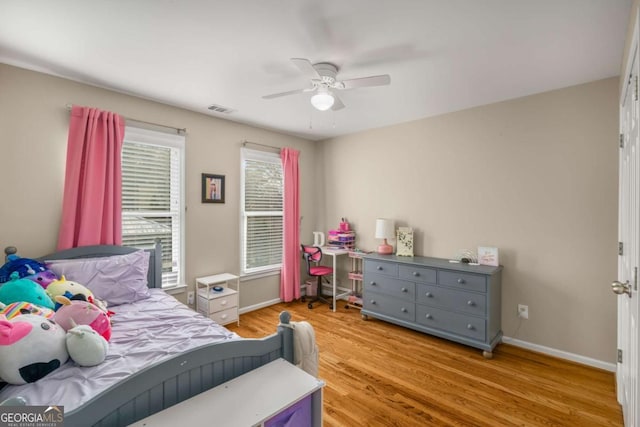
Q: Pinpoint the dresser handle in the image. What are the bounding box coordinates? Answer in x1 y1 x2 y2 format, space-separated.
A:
467 324 474 330
457 278 465 284
425 292 432 298
370 300 376 305
425 314 432 319
401 287 408 292
413 271 419 276
401 307 408 313
370 281 377 286
467 300 475 306
377 266 383 271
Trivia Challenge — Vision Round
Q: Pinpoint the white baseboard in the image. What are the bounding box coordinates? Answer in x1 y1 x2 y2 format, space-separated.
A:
239 298 282 315
502 336 616 372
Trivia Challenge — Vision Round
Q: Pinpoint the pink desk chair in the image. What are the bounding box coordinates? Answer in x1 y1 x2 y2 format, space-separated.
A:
301 245 334 309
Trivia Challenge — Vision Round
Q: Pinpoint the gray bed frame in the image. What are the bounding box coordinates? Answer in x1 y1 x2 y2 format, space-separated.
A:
3 242 294 427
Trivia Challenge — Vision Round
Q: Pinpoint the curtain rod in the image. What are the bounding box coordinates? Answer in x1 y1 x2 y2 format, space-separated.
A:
242 140 281 151
65 104 187 135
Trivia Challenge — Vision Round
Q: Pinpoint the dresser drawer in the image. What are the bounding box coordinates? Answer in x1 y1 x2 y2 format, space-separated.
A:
209 307 239 325
416 305 486 341
363 293 415 323
416 284 487 316
438 270 486 293
364 260 399 277
364 275 415 301
198 291 238 315
398 265 437 284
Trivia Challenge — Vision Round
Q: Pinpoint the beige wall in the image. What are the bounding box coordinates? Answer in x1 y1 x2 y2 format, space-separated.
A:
0 63 319 308
318 78 619 363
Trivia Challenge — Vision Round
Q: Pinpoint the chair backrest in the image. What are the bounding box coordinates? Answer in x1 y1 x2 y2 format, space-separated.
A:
301 245 323 268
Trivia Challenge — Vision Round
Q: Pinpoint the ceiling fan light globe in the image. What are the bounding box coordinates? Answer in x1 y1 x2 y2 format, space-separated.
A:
310 92 335 111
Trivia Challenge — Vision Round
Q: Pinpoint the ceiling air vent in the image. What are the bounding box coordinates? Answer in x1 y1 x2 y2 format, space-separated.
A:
207 104 235 114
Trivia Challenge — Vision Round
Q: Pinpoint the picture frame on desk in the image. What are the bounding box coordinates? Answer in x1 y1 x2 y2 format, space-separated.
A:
478 246 499 266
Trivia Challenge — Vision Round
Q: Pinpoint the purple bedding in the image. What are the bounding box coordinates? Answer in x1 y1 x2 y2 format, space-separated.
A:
0 289 238 411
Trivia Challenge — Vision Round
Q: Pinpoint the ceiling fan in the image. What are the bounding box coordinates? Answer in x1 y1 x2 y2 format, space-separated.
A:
262 58 391 111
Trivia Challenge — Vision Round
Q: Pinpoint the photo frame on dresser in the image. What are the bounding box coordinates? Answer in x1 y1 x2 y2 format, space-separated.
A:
478 246 499 266
396 227 414 256
202 173 225 204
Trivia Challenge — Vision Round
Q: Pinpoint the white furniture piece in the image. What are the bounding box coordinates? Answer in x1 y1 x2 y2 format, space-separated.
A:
195 273 240 326
130 358 324 427
320 246 350 312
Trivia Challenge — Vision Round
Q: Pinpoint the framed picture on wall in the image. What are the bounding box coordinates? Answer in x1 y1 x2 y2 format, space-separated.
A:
202 173 225 204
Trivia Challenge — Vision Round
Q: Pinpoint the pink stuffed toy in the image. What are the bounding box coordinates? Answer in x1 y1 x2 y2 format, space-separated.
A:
53 296 112 341
0 314 68 384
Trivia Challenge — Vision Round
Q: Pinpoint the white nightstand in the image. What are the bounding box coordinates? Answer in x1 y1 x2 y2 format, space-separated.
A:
195 273 240 326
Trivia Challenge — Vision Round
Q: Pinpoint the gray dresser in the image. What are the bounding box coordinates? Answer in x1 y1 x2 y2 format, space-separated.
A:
361 254 502 358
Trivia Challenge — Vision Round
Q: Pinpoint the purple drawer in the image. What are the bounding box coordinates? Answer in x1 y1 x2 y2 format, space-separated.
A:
264 394 312 427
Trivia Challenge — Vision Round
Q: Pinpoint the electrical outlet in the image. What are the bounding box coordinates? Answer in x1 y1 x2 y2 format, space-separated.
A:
187 291 195 305
518 304 529 319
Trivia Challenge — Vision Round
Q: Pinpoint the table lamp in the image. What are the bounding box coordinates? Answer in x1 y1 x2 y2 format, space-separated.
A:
375 218 394 254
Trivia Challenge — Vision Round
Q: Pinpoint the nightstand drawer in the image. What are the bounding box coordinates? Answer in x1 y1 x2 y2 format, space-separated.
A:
438 271 486 293
363 293 415 323
364 260 399 277
398 265 437 284
209 307 239 325
364 275 415 301
416 284 486 316
416 305 485 341
198 291 238 314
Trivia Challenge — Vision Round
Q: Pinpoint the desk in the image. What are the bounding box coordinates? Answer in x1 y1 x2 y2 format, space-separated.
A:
320 247 350 312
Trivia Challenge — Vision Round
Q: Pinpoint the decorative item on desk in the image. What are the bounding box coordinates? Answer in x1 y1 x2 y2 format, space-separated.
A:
450 249 478 264
339 218 350 232
312 231 325 247
375 218 394 254
477 247 499 266
396 227 414 257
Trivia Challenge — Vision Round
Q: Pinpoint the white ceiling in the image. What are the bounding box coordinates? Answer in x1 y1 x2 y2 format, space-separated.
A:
0 0 632 141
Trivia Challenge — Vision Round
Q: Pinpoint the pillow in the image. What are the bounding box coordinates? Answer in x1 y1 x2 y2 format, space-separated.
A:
46 250 150 307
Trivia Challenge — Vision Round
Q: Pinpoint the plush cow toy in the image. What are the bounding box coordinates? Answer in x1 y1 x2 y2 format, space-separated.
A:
0 314 68 384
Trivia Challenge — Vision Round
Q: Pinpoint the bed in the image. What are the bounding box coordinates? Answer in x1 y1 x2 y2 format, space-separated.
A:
0 242 295 427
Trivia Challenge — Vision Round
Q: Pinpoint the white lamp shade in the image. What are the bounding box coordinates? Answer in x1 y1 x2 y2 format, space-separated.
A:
310 89 334 111
375 218 395 239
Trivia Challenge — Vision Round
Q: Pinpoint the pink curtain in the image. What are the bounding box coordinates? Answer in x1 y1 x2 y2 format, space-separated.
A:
280 148 301 302
57 106 125 250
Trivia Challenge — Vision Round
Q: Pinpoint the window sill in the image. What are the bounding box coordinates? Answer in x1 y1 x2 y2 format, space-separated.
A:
240 269 281 281
163 284 187 295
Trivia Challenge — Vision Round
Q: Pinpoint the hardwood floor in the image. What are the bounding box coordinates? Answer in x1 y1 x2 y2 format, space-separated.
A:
227 301 623 427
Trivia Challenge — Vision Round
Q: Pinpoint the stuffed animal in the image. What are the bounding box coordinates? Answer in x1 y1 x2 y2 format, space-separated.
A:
54 296 112 341
0 272 55 310
66 323 109 367
0 301 55 320
25 269 58 289
46 276 94 302
0 255 48 283
0 314 69 384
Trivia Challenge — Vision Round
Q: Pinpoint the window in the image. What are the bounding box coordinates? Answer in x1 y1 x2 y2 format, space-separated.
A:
240 148 283 275
121 125 185 288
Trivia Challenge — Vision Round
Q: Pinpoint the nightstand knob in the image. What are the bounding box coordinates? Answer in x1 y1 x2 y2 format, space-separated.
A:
425 292 432 298
425 313 432 319
467 324 474 330
221 300 227 306
457 278 465 284
401 287 408 292
467 300 475 306
413 271 419 277
401 307 408 313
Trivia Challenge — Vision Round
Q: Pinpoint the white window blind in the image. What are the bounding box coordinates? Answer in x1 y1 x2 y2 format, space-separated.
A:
241 148 283 275
121 126 185 288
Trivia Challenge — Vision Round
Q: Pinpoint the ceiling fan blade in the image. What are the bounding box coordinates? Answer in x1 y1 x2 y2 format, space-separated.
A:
331 92 345 111
262 88 310 100
290 58 321 79
338 74 391 90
